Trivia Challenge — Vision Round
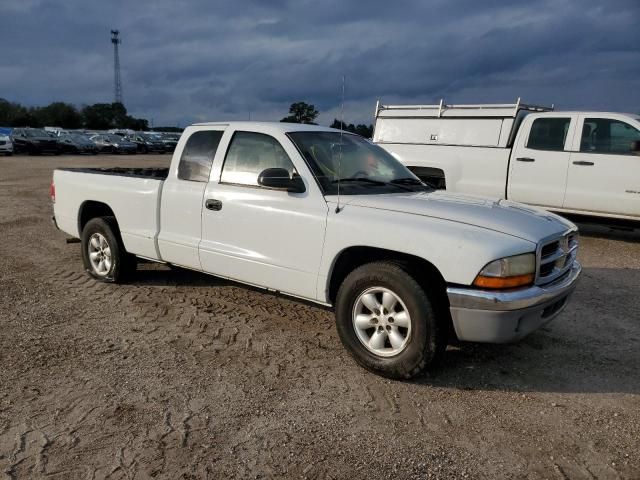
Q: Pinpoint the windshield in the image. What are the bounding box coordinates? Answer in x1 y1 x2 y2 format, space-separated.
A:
106 134 125 142
288 131 428 195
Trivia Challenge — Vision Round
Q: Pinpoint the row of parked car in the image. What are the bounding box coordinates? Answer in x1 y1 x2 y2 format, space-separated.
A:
0 128 180 156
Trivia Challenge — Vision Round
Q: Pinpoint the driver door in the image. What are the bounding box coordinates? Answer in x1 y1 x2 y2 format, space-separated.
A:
199 129 329 301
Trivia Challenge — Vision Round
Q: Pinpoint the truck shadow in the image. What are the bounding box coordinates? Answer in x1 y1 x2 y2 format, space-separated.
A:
131 264 231 287
129 263 639 395
562 214 640 243
416 265 640 394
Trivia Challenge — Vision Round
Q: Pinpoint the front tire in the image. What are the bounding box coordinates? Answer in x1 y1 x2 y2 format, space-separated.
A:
81 217 136 283
335 261 446 379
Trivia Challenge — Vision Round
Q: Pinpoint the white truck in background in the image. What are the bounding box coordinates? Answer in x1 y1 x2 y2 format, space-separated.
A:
373 99 640 221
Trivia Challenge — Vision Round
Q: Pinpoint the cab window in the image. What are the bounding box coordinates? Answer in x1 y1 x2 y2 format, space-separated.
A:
220 131 297 186
580 118 640 154
527 118 571 151
177 130 223 182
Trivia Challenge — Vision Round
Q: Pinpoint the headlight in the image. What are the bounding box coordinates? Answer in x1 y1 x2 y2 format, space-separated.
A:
473 253 535 289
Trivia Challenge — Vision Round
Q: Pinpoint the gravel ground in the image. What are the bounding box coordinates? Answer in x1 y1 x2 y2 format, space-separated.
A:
0 154 639 479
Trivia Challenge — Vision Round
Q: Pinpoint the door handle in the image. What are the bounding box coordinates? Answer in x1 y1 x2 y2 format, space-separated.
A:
205 199 223 211
573 161 594 166
516 157 535 162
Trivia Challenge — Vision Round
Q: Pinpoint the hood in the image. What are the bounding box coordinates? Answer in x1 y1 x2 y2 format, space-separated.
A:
332 191 574 243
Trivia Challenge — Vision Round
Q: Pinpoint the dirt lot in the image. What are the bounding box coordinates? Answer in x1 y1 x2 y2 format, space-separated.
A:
0 154 638 479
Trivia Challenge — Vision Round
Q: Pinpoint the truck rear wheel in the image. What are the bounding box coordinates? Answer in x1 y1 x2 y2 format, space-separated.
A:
81 217 136 283
335 261 446 379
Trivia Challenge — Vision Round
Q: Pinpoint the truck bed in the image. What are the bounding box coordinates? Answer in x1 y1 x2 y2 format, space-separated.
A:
53 167 166 260
57 167 169 179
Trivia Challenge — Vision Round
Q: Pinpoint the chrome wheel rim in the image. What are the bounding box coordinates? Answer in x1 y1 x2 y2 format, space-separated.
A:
88 233 112 276
352 287 411 357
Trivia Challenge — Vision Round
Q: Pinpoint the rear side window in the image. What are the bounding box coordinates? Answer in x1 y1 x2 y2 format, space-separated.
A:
177 130 223 182
220 131 296 186
580 118 640 154
527 118 571 151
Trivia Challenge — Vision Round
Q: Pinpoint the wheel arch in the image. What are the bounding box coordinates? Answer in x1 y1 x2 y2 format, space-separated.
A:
328 246 449 304
327 245 454 341
77 200 119 236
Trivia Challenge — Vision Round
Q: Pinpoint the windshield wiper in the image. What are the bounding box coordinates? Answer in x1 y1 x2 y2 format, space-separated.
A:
391 177 433 191
390 177 424 185
332 177 387 186
331 177 417 192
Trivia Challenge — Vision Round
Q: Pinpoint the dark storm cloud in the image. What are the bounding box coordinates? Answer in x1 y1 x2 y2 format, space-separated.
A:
0 0 638 126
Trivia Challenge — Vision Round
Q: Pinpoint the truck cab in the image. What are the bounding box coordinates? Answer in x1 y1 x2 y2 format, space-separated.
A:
508 111 640 219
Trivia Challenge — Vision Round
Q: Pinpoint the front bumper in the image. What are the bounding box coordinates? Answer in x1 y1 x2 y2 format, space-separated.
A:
446 261 581 343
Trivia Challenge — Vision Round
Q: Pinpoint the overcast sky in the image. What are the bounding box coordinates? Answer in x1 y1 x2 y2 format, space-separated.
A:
1 0 638 127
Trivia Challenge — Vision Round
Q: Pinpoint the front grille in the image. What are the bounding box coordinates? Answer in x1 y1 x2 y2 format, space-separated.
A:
541 241 559 259
537 231 578 285
0 141 5 145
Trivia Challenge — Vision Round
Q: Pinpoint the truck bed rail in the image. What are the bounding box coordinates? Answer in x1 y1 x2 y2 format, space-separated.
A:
57 167 169 180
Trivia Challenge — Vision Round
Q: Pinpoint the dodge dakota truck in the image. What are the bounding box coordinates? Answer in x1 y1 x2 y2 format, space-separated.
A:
374 99 640 221
52 122 581 379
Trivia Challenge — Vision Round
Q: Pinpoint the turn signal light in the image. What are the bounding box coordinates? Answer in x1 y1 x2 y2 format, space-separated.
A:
473 273 534 289
49 180 56 203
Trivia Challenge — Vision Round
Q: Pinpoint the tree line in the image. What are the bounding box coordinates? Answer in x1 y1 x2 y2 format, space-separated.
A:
0 98 149 131
280 101 373 138
0 98 374 137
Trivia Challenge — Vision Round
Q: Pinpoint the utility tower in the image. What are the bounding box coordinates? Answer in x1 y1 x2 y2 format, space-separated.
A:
110 30 123 104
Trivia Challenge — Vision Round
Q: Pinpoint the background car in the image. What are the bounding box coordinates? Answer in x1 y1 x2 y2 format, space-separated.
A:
158 133 179 153
0 134 13 156
89 134 137 154
58 133 98 154
10 128 60 155
127 133 166 153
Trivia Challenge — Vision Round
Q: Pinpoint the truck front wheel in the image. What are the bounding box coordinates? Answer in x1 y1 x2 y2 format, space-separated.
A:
81 217 136 283
335 261 446 379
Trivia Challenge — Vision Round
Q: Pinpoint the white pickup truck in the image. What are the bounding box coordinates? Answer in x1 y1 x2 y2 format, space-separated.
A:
52 122 581 379
374 100 640 221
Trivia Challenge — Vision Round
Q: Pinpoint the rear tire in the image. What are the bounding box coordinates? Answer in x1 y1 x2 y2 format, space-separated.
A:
335 261 446 379
81 216 137 283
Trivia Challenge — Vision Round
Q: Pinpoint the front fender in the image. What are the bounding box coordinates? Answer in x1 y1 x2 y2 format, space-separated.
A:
318 203 535 302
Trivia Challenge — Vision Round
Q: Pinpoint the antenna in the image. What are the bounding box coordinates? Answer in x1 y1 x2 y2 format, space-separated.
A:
111 30 123 104
335 75 345 214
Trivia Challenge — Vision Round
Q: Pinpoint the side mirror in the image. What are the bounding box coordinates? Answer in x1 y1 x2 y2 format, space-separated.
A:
633 140 640 153
257 168 306 193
